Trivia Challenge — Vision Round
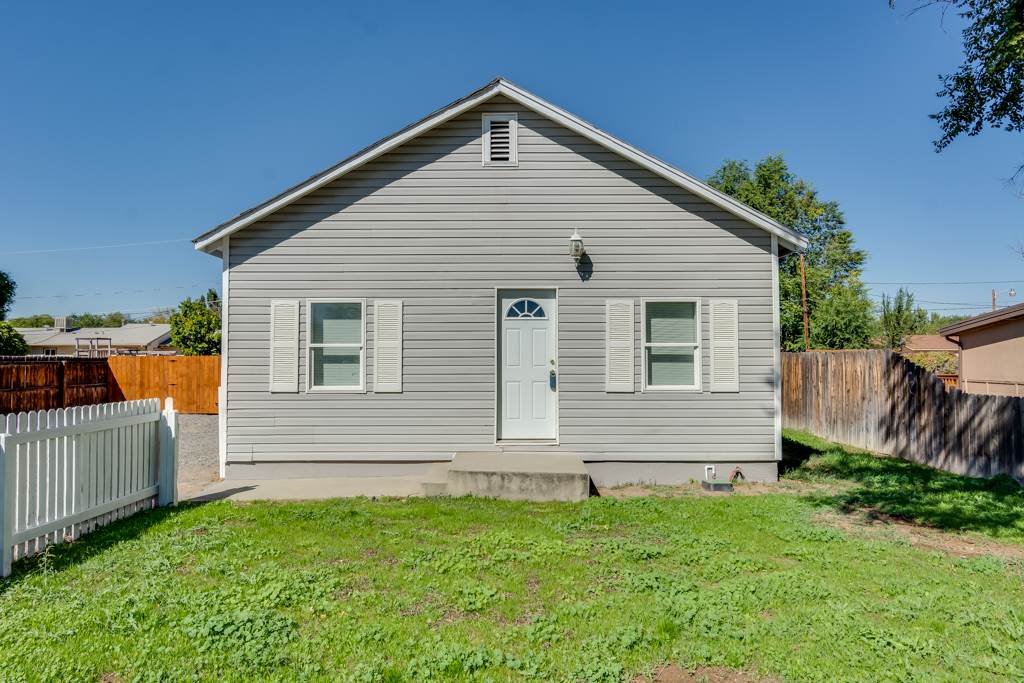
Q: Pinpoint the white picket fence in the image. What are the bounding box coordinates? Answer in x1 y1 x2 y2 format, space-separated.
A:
0 398 178 577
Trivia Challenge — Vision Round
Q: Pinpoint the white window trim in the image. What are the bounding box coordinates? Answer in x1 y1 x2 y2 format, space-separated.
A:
481 112 518 167
305 298 366 393
641 297 702 392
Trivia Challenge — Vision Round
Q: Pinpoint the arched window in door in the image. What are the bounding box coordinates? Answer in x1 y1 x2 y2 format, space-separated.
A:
505 299 547 319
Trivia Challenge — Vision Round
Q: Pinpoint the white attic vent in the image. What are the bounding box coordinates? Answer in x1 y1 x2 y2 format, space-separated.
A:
482 113 517 166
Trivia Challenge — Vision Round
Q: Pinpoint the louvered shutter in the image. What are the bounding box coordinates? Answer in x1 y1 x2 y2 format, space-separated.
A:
489 120 511 161
482 114 517 166
606 299 635 392
373 300 403 393
269 300 299 393
709 299 739 392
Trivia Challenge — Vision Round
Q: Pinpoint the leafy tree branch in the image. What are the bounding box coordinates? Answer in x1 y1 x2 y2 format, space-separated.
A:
708 155 874 350
169 289 221 356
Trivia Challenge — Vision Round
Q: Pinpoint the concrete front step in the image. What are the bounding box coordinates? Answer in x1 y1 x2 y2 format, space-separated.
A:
421 462 451 497
429 452 591 502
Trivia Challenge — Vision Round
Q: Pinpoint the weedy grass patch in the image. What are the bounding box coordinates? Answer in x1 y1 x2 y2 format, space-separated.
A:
0 432 1022 681
784 430 1024 542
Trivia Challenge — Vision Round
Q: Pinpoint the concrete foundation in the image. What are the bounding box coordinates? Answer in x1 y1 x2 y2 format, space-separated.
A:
206 457 779 501
192 476 427 501
225 461 440 480
585 461 778 486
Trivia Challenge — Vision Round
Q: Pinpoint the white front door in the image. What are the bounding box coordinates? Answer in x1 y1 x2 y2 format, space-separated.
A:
499 290 557 440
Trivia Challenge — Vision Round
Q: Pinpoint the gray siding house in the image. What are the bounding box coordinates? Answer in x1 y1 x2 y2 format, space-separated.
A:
194 79 806 486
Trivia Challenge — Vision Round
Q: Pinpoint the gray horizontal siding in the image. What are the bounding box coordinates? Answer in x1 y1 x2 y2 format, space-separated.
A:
225 95 776 464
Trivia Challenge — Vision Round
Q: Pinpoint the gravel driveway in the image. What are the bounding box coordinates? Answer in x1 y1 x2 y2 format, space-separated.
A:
176 414 220 499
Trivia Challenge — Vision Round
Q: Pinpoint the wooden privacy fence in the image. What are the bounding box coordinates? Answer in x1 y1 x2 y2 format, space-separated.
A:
108 356 220 413
0 356 220 415
0 357 109 413
0 398 179 576
782 350 1024 482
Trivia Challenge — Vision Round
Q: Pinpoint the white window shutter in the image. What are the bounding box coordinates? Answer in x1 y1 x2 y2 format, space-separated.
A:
269 299 299 393
606 299 635 392
710 299 739 393
374 300 403 393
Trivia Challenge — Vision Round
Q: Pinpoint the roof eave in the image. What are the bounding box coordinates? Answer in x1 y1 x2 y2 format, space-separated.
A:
938 303 1024 336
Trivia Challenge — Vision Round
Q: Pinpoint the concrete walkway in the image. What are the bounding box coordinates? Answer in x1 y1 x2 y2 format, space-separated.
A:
187 454 593 502
189 476 428 501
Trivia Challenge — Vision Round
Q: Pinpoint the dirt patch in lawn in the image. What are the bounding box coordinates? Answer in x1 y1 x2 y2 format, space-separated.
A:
635 664 777 683
600 478 846 500
817 509 1024 561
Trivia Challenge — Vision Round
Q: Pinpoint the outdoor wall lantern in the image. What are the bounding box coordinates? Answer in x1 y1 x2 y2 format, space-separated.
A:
569 229 585 263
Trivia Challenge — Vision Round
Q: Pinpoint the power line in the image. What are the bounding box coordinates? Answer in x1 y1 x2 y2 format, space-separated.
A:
866 294 994 307
4 238 192 256
912 307 991 311
916 299 992 306
863 279 1021 285
17 282 215 300
10 304 179 319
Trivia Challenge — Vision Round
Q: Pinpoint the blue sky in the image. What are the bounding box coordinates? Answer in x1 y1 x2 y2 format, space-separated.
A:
2 1 1021 319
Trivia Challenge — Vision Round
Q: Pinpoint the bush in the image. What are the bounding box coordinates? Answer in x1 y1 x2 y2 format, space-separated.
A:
0 322 27 355
903 351 957 375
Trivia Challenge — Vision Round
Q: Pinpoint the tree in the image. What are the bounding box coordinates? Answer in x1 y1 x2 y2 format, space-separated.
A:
169 289 221 356
0 271 15 321
140 308 174 324
810 284 876 349
69 312 128 328
708 155 873 350
918 311 969 333
892 1 1024 175
879 287 918 348
0 322 28 355
7 314 54 328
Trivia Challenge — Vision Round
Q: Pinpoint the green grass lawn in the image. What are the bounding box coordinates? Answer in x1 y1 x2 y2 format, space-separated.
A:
2 432 1023 682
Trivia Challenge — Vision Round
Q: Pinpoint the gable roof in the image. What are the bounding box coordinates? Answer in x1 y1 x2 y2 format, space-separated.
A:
939 302 1024 337
193 78 808 254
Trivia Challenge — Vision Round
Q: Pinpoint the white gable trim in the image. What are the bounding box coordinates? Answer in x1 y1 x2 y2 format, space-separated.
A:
194 79 807 253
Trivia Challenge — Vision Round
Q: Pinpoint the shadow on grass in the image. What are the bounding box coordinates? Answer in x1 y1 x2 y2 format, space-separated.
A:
0 502 205 594
783 430 1024 540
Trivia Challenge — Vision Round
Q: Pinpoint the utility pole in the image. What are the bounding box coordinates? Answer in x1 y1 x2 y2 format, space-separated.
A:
800 254 811 351
992 288 997 311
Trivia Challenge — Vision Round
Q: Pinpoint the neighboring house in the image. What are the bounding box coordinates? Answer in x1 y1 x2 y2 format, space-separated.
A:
14 322 173 357
940 303 1024 397
898 334 959 376
901 335 959 354
193 78 807 485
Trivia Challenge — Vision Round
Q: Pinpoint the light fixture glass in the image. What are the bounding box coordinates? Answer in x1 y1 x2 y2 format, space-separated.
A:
569 229 585 262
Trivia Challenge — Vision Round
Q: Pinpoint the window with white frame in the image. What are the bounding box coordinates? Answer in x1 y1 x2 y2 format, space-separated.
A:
307 300 364 390
643 299 700 390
